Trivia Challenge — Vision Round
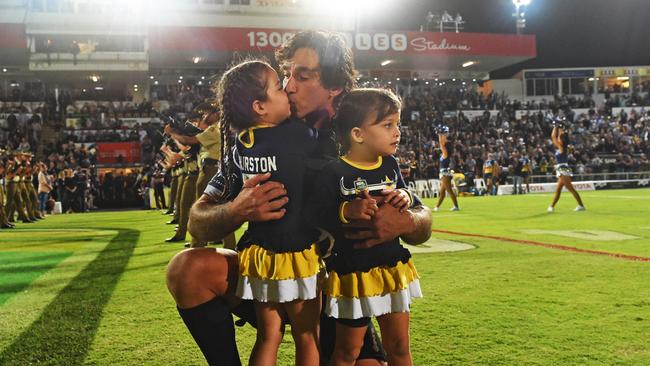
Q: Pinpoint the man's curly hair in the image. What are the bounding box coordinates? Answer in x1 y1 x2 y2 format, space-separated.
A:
275 30 357 109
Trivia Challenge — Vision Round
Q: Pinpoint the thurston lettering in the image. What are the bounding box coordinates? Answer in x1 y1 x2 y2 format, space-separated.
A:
239 155 278 173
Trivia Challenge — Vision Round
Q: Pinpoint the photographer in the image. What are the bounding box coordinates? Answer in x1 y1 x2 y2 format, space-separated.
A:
163 114 202 244
163 104 236 248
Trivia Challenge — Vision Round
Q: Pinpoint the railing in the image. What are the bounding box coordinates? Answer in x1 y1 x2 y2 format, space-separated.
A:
529 171 650 184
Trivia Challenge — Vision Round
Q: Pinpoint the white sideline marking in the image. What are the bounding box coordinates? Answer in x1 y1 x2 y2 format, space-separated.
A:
401 238 475 253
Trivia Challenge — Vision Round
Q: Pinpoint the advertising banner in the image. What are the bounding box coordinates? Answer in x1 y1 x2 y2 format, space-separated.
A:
97 142 142 164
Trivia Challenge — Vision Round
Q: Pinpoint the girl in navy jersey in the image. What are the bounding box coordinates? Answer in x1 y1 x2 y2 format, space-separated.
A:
310 88 422 366
548 121 585 212
216 59 323 366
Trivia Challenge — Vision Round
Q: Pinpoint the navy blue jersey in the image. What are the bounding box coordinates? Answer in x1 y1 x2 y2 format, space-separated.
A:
308 155 412 276
232 120 321 253
555 134 569 164
439 141 452 169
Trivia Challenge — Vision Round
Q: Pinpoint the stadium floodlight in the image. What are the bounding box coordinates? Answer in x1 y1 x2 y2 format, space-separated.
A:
193 57 201 64
91 75 99 83
512 0 531 34
462 61 475 68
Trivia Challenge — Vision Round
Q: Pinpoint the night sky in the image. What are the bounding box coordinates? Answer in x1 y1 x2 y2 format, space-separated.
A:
359 0 650 78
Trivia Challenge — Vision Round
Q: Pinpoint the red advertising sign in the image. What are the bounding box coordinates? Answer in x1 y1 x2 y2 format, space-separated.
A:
0 23 27 49
97 142 142 164
149 27 535 57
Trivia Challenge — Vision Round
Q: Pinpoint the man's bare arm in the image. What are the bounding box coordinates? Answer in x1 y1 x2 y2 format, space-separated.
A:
347 203 432 249
400 205 433 245
188 197 245 243
188 173 288 243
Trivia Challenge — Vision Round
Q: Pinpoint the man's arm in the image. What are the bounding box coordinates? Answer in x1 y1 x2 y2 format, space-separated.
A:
348 203 432 249
188 173 289 243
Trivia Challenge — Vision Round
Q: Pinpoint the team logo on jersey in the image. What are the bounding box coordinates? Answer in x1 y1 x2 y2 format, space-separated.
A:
339 173 398 196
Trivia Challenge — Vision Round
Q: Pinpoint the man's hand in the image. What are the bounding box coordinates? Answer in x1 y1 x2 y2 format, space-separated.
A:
346 203 414 249
382 189 411 212
230 173 288 222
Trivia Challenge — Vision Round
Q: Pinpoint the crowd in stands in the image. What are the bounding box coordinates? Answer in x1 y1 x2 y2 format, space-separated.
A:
3 81 650 210
394 87 650 185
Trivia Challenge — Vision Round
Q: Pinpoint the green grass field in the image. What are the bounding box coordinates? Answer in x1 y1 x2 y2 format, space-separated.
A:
1 188 649 365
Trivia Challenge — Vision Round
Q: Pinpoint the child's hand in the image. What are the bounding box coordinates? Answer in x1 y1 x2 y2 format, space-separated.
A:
381 188 411 212
344 191 378 221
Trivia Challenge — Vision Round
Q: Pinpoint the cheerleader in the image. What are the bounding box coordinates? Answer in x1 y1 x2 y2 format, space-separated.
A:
433 126 459 211
310 88 421 366
548 120 585 212
216 60 323 366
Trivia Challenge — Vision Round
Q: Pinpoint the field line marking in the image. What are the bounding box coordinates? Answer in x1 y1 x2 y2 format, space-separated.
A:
431 229 650 262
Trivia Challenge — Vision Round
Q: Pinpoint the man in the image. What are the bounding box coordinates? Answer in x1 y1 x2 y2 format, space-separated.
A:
0 158 14 228
511 151 523 195
167 30 432 365
482 152 499 195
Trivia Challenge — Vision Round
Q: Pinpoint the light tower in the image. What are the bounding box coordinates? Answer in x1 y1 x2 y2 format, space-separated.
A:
512 0 532 35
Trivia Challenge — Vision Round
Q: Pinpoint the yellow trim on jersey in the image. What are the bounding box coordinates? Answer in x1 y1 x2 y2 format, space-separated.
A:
239 242 323 281
237 125 274 149
339 201 350 224
341 156 383 170
326 259 419 298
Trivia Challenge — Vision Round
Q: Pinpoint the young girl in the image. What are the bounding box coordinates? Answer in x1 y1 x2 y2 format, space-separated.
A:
309 88 422 366
433 126 459 211
215 59 323 366
548 120 586 212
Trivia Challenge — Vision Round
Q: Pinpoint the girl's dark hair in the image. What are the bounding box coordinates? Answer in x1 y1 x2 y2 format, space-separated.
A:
333 88 402 153
275 30 357 109
212 59 273 200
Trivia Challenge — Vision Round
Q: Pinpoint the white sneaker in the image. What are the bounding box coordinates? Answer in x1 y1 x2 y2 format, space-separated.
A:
574 205 586 211
547 206 554 213
450 206 460 211
433 206 440 212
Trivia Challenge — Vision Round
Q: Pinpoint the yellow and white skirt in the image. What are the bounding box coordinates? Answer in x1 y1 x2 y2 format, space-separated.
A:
325 259 422 319
237 242 325 303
